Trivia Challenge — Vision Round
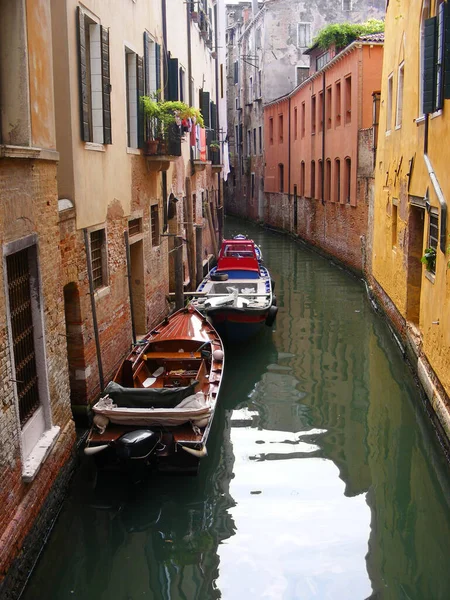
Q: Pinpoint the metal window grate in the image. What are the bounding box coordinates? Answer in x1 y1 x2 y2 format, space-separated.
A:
429 213 439 250
90 230 104 290
7 249 40 426
128 218 142 237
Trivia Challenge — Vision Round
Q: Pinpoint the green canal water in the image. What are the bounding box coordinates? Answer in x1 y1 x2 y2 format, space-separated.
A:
22 218 450 599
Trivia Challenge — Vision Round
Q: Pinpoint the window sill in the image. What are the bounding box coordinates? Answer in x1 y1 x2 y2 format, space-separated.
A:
424 270 436 284
94 285 111 301
85 142 106 152
395 124 402 130
415 116 426 124
385 130 391 136
430 109 443 120
127 147 141 155
0 145 60 162
22 426 61 483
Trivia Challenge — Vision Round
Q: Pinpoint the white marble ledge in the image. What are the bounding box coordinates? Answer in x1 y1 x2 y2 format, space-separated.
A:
22 426 61 483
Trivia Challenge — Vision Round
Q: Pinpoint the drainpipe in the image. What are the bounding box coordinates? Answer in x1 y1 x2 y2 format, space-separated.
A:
321 71 326 206
424 114 447 253
288 96 291 229
186 0 194 169
214 2 223 244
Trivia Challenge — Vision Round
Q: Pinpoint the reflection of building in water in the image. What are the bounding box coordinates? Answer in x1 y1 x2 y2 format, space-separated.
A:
365 324 450 600
269 242 372 497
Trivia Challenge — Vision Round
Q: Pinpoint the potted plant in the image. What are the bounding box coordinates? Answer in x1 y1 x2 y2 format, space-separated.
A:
209 141 220 152
421 247 436 272
141 95 163 154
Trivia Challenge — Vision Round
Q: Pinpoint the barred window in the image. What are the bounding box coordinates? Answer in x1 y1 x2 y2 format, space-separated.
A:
151 205 160 247
90 229 106 290
128 218 142 237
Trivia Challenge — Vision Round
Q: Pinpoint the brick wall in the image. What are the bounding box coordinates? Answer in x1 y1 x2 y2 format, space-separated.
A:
0 158 76 593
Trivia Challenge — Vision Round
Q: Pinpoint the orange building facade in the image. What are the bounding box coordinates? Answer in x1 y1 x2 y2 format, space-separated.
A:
264 37 383 273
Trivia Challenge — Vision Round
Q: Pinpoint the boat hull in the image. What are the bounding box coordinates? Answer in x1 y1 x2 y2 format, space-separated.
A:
207 308 269 343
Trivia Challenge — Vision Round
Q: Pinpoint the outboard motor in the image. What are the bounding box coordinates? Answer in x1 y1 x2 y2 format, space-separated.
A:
116 429 160 461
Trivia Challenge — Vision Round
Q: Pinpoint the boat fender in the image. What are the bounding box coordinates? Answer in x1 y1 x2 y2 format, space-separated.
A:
271 294 277 307
93 414 109 434
84 444 109 456
213 349 224 361
194 417 209 428
211 273 229 281
265 305 278 327
179 444 208 458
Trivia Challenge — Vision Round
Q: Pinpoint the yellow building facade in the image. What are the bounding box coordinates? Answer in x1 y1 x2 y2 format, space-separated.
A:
372 0 450 437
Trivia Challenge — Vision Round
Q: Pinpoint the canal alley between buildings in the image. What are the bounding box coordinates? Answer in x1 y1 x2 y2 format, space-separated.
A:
22 218 450 600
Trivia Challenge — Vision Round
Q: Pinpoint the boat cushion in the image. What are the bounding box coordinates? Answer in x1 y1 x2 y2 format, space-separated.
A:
102 380 199 409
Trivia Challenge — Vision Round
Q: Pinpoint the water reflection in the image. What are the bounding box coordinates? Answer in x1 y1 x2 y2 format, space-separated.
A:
22 218 450 600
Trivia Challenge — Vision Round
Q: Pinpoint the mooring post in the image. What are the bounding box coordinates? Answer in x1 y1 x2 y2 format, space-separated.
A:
174 235 184 309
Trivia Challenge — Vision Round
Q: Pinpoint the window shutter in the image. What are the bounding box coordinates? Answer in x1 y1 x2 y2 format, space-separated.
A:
444 3 450 99
436 3 445 110
76 7 90 142
168 57 179 101
423 17 437 114
144 31 150 96
155 43 161 96
210 101 217 133
137 55 145 149
200 90 210 128
101 26 112 144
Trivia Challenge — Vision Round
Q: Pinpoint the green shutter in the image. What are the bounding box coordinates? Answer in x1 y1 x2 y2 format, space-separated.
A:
210 101 217 133
144 31 150 95
168 57 179 100
444 2 450 98
155 43 161 97
200 90 210 128
76 7 90 141
137 55 145 149
423 17 437 114
101 26 112 144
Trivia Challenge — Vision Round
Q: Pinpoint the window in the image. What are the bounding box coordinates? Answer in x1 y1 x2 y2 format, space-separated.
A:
125 48 138 148
234 61 239 84
342 0 352 11
193 194 197 224
296 66 309 86
316 51 330 71
345 76 352 124
386 73 393 132
335 81 342 127
427 211 439 274
301 102 306 137
435 1 445 111
279 164 284 192
325 159 331 201
300 161 305 196
396 63 404 127
318 92 324 132
249 76 253 102
269 117 274 144
179 67 186 102
144 32 161 98
259 126 262 153
311 96 316 134
77 8 111 144
326 87 332 129
392 200 398 247
257 70 262 98
128 218 142 236
335 159 341 203
318 160 323 200
297 23 311 48
151 205 160 247
247 129 251 156
344 158 351 203
253 128 257 154
90 229 107 290
294 107 298 140
251 173 255 198
279 114 284 143
235 124 239 154
311 161 316 198
419 0 431 115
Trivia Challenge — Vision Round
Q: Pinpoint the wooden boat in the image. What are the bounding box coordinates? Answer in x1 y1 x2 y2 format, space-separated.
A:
84 305 224 475
191 237 278 343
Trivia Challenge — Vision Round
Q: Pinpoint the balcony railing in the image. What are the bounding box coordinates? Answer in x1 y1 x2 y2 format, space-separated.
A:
143 122 182 157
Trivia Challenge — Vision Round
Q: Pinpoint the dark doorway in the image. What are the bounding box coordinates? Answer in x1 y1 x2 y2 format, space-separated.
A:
63 282 87 409
406 204 425 324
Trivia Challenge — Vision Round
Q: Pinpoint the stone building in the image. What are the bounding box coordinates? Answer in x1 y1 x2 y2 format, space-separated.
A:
371 0 450 439
264 34 384 273
0 0 76 596
0 0 227 595
52 0 226 420
224 0 385 221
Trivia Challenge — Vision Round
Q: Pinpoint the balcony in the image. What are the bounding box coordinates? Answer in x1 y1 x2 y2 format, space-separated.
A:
144 123 182 172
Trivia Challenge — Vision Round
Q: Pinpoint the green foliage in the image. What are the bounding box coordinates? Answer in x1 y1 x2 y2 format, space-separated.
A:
141 94 204 139
209 140 220 150
313 19 385 50
421 247 436 272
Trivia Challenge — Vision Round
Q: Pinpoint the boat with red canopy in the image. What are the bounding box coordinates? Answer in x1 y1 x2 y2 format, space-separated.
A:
191 237 278 343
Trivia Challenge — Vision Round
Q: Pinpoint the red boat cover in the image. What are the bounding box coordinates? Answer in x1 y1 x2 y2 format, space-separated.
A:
216 239 260 274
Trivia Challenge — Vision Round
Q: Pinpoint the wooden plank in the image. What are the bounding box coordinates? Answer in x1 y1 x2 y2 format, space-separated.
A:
143 352 202 360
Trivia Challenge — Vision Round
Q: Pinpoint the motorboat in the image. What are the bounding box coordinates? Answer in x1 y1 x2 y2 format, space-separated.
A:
84 305 224 475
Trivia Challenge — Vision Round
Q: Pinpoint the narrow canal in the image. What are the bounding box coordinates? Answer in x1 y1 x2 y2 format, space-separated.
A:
23 218 450 600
